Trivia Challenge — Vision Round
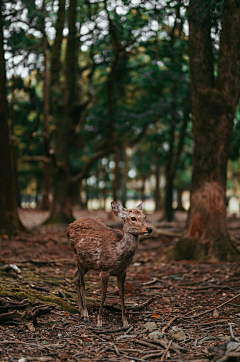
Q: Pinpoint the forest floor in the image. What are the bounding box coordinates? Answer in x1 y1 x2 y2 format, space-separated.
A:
1 209 240 362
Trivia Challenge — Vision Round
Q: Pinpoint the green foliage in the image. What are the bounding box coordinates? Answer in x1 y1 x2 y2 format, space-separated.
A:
2 0 239 209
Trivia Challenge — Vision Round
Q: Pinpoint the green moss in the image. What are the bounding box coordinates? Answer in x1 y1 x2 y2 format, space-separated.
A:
0 279 98 313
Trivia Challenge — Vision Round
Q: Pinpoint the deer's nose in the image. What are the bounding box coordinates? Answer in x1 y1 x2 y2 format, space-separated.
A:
147 228 152 234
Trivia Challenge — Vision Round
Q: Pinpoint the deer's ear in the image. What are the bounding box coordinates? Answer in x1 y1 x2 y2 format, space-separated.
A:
111 202 128 219
136 202 144 211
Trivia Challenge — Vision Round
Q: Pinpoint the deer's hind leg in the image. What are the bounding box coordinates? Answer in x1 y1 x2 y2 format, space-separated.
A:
76 262 89 322
74 264 89 322
118 272 128 327
74 269 84 317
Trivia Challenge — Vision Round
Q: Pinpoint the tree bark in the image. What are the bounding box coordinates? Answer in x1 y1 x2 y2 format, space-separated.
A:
0 3 23 233
154 166 161 211
47 0 75 224
121 144 128 208
112 148 120 202
173 0 240 261
165 172 174 221
140 177 145 202
39 0 50 210
176 187 185 211
50 0 65 90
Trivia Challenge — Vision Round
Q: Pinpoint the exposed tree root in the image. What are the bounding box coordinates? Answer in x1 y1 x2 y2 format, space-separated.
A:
169 235 240 262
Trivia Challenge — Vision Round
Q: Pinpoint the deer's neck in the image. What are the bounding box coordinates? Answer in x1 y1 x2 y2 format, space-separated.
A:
121 229 139 250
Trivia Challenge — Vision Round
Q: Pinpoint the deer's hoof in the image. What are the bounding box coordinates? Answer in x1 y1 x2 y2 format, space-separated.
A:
97 325 103 330
83 318 89 323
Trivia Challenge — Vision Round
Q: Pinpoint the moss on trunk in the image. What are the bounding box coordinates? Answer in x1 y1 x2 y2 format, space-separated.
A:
0 271 98 314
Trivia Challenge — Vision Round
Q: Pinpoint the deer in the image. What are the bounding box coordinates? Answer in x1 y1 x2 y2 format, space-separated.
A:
67 201 152 329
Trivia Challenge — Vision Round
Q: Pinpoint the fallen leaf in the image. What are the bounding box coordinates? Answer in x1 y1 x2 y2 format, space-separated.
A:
151 314 160 318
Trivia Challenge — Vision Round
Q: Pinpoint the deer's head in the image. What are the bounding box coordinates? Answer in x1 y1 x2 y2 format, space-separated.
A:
111 201 152 236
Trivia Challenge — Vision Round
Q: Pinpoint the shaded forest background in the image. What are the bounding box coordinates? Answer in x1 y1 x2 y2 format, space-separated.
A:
1 0 240 261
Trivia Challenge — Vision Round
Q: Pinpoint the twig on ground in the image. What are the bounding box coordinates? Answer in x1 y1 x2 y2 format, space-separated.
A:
125 325 134 334
229 323 240 342
162 316 178 333
142 351 164 360
30 284 50 292
99 345 112 354
92 326 130 334
151 339 183 354
129 297 156 311
161 340 173 360
182 293 240 319
135 339 163 350
64 278 73 286
112 343 120 355
142 278 158 286
122 355 148 362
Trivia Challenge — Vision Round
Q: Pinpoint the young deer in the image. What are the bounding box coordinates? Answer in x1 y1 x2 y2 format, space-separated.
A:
67 201 152 329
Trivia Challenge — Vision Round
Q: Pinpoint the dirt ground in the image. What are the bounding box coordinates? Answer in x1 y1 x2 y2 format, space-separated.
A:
1 209 240 362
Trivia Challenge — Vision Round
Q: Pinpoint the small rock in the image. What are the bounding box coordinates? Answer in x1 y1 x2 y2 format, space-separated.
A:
58 291 65 298
26 321 35 332
168 326 186 342
213 309 219 317
149 331 164 339
18 359 26 362
224 307 237 315
141 322 158 331
226 341 240 352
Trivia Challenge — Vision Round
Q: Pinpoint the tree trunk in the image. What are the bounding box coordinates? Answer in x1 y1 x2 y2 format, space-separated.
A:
173 0 240 261
50 0 65 90
10 76 21 207
78 180 87 209
39 0 50 210
163 117 175 221
47 0 77 224
176 187 185 211
121 143 128 208
154 166 161 211
140 178 145 202
47 170 72 224
0 3 23 233
113 148 120 202
165 172 174 222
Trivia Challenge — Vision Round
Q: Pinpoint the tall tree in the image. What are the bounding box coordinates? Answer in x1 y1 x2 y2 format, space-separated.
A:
39 0 50 210
47 0 75 223
0 1 23 234
173 0 240 261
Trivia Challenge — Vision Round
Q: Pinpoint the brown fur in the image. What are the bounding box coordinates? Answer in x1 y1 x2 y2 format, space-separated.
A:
67 201 152 329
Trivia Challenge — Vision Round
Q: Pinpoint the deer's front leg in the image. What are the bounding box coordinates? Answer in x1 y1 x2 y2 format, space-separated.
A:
97 271 109 329
118 272 128 327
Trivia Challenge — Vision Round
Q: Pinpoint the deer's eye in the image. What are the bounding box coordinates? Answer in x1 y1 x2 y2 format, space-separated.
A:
131 217 136 221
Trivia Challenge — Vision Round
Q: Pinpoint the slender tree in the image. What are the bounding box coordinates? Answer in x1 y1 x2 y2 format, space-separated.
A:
0 1 23 233
47 0 76 223
173 0 240 261
39 0 50 210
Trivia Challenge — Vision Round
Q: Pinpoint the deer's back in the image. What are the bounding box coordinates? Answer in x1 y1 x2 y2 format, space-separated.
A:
67 218 124 272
